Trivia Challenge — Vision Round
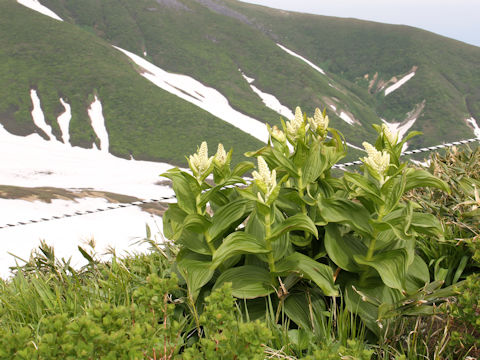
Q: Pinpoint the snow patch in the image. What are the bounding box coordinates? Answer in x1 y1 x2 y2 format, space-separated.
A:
240 71 294 120
339 111 355 125
17 0 63 21
0 197 162 278
57 98 71 146
143 50 147 56
381 117 417 142
329 104 337 111
115 46 269 143
0 123 175 200
240 71 255 84
466 117 480 138
384 72 415 96
87 96 109 153
277 43 326 75
30 89 54 140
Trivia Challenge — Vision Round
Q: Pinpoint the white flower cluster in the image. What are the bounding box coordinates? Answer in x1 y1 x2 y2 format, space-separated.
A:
252 156 277 203
189 141 213 180
381 124 398 145
286 106 306 140
214 143 227 167
361 142 390 182
308 108 329 136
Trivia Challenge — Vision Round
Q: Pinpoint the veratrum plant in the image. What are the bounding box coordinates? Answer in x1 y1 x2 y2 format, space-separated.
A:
162 108 450 335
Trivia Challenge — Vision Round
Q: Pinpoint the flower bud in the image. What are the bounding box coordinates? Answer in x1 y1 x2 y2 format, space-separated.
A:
214 143 227 167
361 142 390 177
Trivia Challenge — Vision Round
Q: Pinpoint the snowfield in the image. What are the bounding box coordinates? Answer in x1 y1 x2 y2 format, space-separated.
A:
87 96 109 152
17 0 63 21
30 89 54 140
115 46 269 143
57 98 72 145
0 197 162 278
277 44 326 75
384 72 415 96
0 123 175 277
240 71 294 120
466 117 480 138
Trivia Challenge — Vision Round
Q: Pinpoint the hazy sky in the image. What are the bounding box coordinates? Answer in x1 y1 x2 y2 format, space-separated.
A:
239 0 480 47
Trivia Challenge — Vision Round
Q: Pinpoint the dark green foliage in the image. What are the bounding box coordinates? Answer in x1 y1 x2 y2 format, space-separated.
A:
183 283 271 359
407 146 480 285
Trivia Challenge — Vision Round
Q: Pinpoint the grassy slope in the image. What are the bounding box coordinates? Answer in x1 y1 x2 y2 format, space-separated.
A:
39 0 379 153
0 0 264 165
3 0 479 164
226 0 480 147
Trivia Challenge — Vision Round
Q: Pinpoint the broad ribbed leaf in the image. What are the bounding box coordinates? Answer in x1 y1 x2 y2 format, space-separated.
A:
177 256 214 300
317 197 373 236
212 233 268 269
270 213 318 240
275 252 338 296
232 161 255 177
302 141 324 184
178 230 211 255
324 224 367 272
404 168 450 193
161 169 199 214
198 176 245 207
354 249 408 291
343 172 383 203
162 204 187 240
213 265 275 299
406 255 430 293
208 198 253 240
410 212 443 237
183 214 211 233
284 290 326 331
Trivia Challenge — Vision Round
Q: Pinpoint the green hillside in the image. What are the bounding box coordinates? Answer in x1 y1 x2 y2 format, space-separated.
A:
0 0 264 164
1 0 479 165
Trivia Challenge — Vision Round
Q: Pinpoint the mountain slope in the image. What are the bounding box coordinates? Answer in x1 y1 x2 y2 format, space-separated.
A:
0 0 264 164
1 0 479 167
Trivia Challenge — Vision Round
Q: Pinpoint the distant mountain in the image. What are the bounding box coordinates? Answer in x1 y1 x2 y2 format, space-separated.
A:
1 0 479 165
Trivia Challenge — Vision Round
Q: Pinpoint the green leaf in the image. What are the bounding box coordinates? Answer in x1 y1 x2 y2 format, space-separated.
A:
301 141 324 184
161 169 199 214
317 197 373 236
198 176 245 207
275 252 338 296
213 266 276 299
178 230 211 255
211 233 269 269
324 224 367 272
405 255 430 293
284 290 326 331
183 214 211 233
208 198 253 240
343 172 383 203
354 249 409 291
177 253 214 301
404 168 450 193
270 213 318 240
410 212 444 238
162 204 187 239
232 161 255 177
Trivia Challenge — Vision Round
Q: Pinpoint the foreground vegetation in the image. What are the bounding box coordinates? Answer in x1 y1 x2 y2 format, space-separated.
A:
1 109 479 359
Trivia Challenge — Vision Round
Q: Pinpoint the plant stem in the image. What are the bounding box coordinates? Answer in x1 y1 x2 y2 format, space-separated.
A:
265 212 276 273
196 193 216 255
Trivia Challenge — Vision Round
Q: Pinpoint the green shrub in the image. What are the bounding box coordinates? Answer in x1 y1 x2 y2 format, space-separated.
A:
162 106 450 338
183 283 271 359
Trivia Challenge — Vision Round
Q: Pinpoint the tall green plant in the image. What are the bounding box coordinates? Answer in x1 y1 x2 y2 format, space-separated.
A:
162 106 450 335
